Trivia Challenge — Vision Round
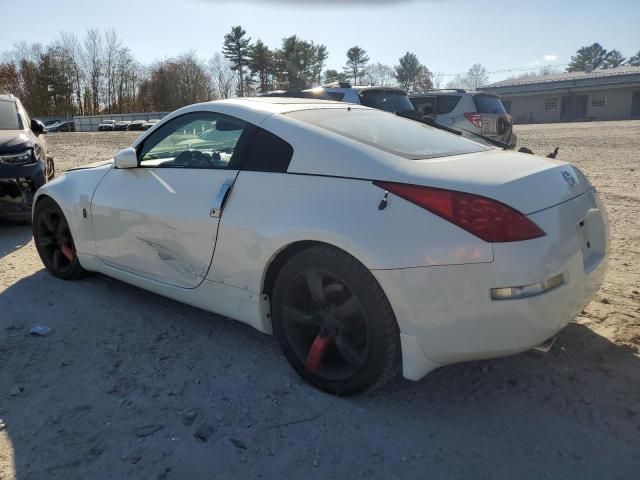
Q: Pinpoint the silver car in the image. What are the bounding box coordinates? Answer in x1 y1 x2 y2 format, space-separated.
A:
410 90 517 147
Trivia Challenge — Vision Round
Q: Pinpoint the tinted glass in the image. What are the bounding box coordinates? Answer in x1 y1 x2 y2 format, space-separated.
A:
410 96 436 115
140 113 246 169
473 94 507 114
287 108 488 160
436 95 462 114
326 92 345 101
359 90 414 113
0 100 20 130
243 128 293 172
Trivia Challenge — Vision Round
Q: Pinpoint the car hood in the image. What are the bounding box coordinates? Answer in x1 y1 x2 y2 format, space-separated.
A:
0 130 33 153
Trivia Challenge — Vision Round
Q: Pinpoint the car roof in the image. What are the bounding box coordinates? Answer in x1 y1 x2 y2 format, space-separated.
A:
322 85 406 94
0 94 17 102
213 97 359 114
131 97 369 150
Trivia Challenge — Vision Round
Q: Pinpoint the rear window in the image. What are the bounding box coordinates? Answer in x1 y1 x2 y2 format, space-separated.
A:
473 94 507 114
0 100 21 130
359 90 414 113
286 108 488 160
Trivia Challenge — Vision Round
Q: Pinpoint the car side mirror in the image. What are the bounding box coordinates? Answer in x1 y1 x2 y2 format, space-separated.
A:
31 119 45 136
114 147 138 169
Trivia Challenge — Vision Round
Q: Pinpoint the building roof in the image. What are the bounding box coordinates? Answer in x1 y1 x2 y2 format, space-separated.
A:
481 66 640 93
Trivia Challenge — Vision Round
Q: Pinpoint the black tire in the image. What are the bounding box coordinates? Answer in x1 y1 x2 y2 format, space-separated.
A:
33 197 86 280
272 245 400 395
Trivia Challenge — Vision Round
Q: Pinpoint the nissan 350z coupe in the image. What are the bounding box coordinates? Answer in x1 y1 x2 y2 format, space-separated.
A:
32 98 609 394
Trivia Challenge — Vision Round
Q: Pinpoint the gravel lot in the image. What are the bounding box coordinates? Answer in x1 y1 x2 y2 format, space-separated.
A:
1 122 639 479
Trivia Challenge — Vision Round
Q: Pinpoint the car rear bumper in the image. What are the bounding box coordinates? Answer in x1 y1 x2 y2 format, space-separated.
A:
372 188 609 381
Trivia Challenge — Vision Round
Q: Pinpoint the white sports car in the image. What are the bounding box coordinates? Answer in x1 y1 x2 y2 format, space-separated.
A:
32 98 609 395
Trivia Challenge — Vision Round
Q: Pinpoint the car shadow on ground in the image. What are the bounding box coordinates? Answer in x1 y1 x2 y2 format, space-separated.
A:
0 270 638 479
0 221 32 259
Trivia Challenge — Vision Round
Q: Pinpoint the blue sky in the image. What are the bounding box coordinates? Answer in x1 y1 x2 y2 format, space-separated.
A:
1 0 639 83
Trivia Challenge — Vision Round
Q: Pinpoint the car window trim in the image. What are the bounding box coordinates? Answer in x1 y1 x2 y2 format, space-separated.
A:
136 111 249 170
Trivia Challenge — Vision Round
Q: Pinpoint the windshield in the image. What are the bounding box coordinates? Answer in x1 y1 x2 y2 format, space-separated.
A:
473 94 507 114
0 100 21 130
359 90 415 113
287 108 489 160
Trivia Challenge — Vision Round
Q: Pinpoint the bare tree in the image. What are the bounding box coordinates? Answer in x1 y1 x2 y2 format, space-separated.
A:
362 63 395 87
210 52 237 99
55 33 85 115
431 72 444 89
103 29 122 113
83 29 102 114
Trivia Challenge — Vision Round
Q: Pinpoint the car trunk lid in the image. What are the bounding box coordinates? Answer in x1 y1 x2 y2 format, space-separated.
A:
401 149 591 215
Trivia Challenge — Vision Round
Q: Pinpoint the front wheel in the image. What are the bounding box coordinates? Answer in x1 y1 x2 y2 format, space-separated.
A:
33 197 86 280
272 245 400 395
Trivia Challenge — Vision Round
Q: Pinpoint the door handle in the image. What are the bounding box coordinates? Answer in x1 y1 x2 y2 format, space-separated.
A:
210 178 235 218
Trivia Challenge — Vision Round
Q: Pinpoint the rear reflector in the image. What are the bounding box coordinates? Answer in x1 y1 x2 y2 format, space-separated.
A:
464 112 483 128
491 273 564 300
374 181 546 243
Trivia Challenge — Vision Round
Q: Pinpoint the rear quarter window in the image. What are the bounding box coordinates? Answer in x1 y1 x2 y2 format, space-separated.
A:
242 128 294 172
435 95 462 114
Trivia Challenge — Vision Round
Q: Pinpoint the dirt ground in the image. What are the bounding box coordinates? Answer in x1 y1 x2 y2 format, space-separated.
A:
1 121 639 479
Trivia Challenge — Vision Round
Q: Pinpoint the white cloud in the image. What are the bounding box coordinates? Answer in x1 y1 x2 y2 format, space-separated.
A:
544 54 558 62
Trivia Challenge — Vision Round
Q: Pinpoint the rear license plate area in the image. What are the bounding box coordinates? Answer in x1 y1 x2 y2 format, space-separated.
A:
481 120 497 135
577 214 605 272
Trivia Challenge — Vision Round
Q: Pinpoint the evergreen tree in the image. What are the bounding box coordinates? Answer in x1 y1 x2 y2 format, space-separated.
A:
222 26 251 96
249 40 274 92
603 49 626 68
343 46 369 85
394 52 421 91
628 50 640 66
567 43 609 71
274 36 324 89
323 69 349 84
311 44 328 86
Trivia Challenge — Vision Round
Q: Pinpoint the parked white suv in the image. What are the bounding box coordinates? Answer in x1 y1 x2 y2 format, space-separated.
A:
410 90 517 147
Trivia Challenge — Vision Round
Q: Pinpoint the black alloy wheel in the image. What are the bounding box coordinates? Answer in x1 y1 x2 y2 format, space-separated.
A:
272 245 400 395
281 268 370 381
33 198 85 280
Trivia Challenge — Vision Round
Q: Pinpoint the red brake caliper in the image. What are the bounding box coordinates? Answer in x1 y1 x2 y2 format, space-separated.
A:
60 243 74 262
305 331 334 374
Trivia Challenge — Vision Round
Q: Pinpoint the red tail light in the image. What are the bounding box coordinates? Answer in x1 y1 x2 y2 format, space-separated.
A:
374 181 545 243
464 112 483 128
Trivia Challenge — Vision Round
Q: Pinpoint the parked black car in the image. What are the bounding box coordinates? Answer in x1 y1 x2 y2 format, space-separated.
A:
114 121 131 131
46 120 75 132
0 94 55 220
128 120 146 131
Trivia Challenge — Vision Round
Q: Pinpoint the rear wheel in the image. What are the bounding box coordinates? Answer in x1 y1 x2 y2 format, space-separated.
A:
33 197 86 280
272 245 400 395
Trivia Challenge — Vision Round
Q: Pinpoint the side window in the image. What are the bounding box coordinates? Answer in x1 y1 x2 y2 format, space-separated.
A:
139 112 246 169
243 128 293 173
436 95 462 114
413 96 436 115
